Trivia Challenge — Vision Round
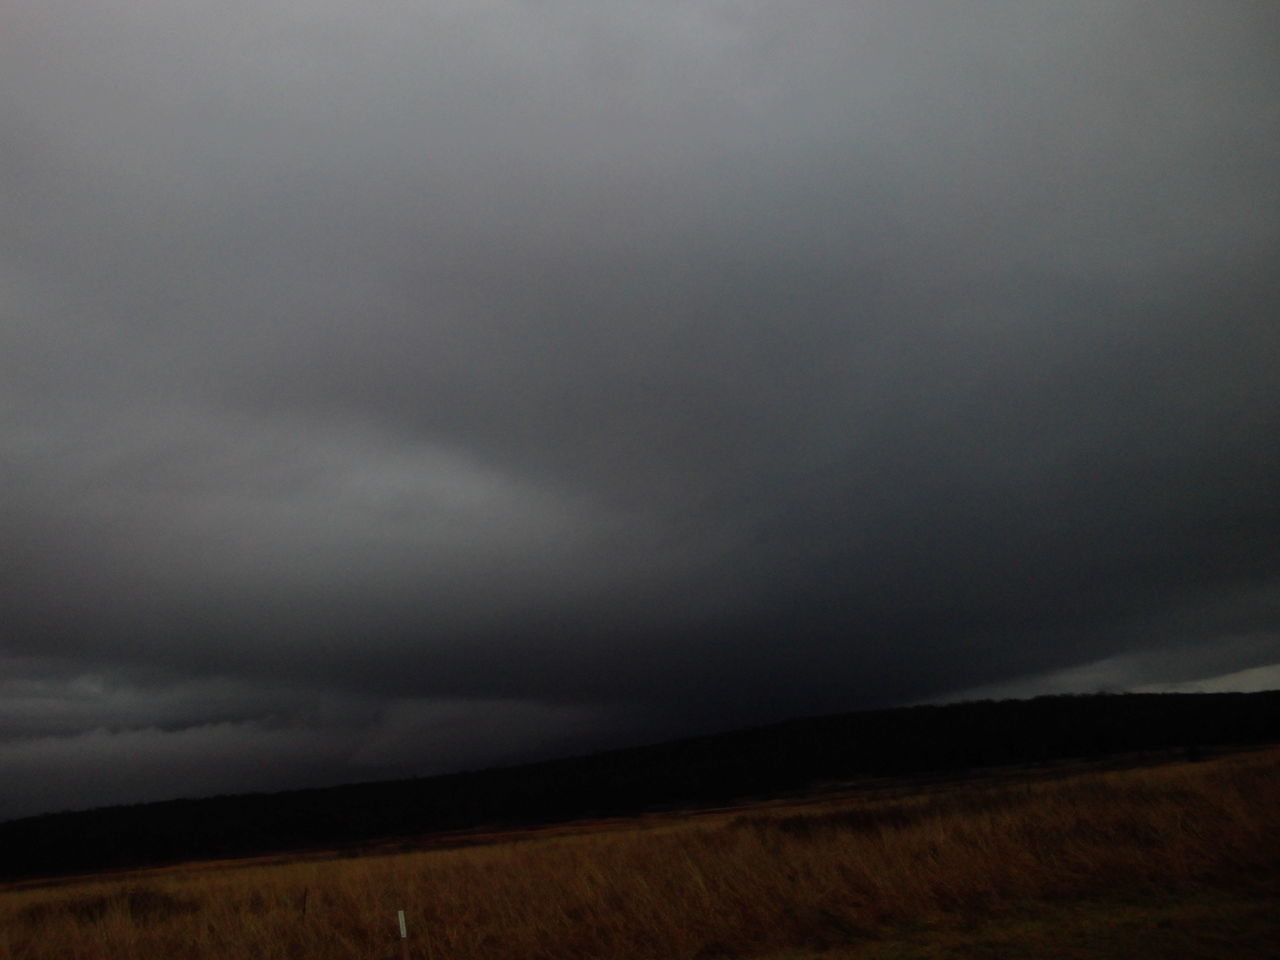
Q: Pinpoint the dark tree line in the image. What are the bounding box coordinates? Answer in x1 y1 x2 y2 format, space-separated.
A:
2 691 1277 881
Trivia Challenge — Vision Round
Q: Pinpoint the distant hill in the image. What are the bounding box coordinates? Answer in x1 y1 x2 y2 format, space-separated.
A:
2 691 1277 881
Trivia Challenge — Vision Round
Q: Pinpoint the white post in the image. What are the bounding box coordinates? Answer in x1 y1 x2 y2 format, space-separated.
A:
398 909 409 960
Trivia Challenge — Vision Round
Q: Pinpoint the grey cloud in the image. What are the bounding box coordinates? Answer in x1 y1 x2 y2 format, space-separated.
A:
0 656 388 741
349 697 636 769
0 673 644 820
0 722 361 821
946 631 1280 703
3 0 1279 817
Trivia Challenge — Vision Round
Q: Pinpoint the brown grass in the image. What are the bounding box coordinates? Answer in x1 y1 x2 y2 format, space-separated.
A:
2 747 1277 960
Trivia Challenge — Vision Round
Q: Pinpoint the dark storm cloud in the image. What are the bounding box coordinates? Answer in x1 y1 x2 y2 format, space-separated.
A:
3 1 1279 818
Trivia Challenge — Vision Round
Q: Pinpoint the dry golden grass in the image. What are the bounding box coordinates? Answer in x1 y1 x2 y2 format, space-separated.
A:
2 747 1277 960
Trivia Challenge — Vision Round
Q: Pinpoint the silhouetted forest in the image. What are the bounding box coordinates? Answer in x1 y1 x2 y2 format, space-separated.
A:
3 691 1277 881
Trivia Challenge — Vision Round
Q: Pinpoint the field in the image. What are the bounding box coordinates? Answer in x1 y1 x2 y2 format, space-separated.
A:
2 746 1277 959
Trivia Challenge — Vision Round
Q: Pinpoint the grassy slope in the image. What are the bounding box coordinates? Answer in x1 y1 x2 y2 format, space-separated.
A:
2 746 1277 960
758 892 1280 960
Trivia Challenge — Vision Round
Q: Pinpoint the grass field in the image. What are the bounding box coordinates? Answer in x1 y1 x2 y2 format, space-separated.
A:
2 746 1277 959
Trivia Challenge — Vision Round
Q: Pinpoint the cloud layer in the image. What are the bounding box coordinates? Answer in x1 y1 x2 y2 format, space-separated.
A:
3 0 1279 819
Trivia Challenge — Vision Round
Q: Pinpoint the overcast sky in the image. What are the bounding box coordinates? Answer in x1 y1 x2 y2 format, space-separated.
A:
3 0 1279 821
